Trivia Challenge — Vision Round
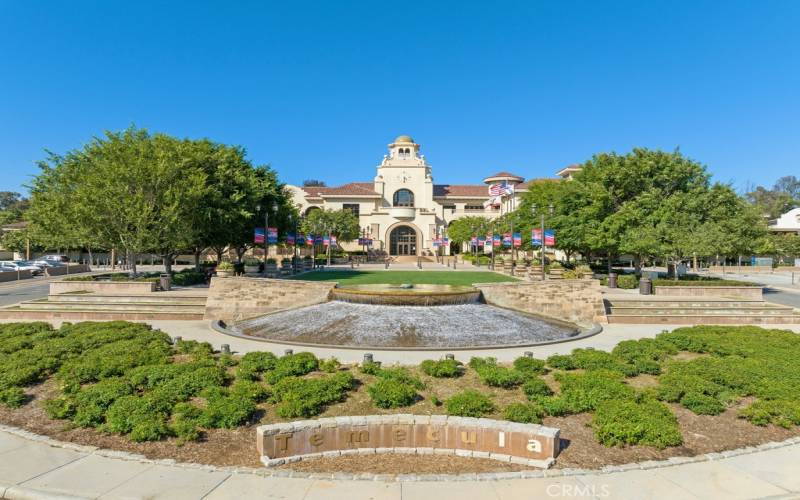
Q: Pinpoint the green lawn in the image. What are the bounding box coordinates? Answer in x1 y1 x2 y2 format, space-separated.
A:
290 270 517 286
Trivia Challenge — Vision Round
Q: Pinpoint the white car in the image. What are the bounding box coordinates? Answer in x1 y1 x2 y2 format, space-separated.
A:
0 261 44 275
31 259 65 268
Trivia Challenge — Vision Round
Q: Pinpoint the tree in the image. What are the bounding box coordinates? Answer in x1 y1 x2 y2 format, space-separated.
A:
300 208 359 265
0 192 29 226
446 216 493 244
302 179 326 187
30 128 208 273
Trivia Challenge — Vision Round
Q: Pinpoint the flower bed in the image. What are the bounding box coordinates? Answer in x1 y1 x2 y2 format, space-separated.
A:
0 322 798 471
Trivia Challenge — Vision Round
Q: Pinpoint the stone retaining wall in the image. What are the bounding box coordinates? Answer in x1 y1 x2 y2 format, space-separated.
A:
204 276 335 321
257 415 559 469
475 280 606 326
44 264 91 277
50 281 157 295
0 270 33 282
709 265 774 274
654 285 763 300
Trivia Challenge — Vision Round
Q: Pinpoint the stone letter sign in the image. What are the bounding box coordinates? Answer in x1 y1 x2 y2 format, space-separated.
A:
257 415 560 468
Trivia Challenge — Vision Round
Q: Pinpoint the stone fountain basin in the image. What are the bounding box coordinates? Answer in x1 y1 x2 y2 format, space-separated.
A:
330 283 482 306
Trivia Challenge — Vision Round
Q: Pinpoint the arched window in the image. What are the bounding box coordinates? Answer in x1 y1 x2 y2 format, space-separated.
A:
304 206 321 216
393 189 415 207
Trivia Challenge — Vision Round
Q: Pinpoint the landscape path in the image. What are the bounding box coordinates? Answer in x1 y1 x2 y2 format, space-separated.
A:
0 427 798 499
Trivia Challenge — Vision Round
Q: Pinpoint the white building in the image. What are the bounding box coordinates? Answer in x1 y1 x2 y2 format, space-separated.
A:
769 207 800 234
288 135 573 256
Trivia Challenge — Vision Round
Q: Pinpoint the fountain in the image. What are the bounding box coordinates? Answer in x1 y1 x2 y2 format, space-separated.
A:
329 283 482 306
226 282 583 349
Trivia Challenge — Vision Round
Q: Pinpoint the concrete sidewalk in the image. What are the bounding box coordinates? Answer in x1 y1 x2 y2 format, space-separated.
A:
0 428 798 499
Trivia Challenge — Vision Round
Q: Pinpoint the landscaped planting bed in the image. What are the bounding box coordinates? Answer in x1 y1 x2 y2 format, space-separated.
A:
288 270 516 286
0 322 798 473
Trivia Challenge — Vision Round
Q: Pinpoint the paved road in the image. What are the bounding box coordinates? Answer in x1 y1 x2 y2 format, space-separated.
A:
0 278 51 307
709 271 800 309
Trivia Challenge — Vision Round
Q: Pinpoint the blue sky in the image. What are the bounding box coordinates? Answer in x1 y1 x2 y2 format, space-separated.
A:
1 1 798 195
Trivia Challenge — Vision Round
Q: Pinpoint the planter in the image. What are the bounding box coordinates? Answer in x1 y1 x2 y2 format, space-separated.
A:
549 268 564 280
653 285 763 300
216 270 234 278
50 281 156 294
244 265 260 275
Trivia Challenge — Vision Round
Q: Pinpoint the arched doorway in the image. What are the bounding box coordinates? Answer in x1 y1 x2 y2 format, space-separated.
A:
389 225 417 256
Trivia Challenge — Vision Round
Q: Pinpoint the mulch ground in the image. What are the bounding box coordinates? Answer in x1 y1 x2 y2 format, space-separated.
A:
0 373 797 475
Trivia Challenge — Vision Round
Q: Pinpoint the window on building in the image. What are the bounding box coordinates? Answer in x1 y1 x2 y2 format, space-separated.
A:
465 205 484 211
343 204 360 217
443 204 456 210
393 189 415 207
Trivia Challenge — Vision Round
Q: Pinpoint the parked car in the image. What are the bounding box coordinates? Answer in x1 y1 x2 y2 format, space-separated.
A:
41 255 70 262
31 259 66 268
0 261 44 275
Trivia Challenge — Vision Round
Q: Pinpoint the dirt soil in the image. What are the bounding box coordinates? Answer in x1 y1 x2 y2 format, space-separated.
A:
0 371 797 475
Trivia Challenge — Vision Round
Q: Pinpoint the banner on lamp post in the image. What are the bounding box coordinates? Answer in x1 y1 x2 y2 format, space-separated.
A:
502 232 512 247
492 234 501 247
254 228 265 244
286 232 295 245
267 227 278 244
544 230 555 246
513 232 521 247
532 229 542 246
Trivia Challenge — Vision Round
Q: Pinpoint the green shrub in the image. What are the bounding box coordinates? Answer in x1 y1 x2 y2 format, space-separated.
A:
171 269 205 286
170 403 202 443
420 359 462 378
503 402 545 423
445 389 494 417
200 392 257 429
174 339 214 357
229 380 269 402
469 357 524 388
359 361 383 375
319 358 341 373
72 378 134 427
236 352 278 380
104 395 171 442
265 352 319 384
0 387 25 408
271 372 354 418
44 397 75 419
739 400 800 428
551 370 636 414
680 392 726 415
612 339 677 375
522 378 553 399
367 378 418 408
546 354 576 370
512 357 546 377
592 397 683 449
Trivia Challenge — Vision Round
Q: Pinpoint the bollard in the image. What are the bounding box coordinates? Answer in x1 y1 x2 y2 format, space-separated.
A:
524 351 533 358
453 259 457 269
445 353 455 360
284 349 293 356
363 353 374 364
220 344 231 355
608 272 618 289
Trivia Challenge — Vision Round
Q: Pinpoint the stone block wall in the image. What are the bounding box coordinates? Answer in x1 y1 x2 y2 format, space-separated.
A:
50 281 157 295
476 280 606 326
204 277 335 322
257 414 559 469
654 285 763 300
0 270 33 282
44 264 91 277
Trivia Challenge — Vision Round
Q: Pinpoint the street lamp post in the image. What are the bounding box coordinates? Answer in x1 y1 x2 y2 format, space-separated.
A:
531 204 554 280
257 201 278 277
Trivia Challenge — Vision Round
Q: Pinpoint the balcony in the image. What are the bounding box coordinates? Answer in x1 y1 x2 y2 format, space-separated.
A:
389 207 416 219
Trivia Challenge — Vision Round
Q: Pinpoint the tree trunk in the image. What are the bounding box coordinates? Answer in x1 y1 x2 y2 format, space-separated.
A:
607 251 613 274
633 255 642 276
130 250 138 275
194 249 201 270
326 241 331 266
162 253 173 275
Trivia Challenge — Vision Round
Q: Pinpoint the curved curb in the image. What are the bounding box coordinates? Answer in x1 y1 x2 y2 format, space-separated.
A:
210 320 603 352
1 423 799 484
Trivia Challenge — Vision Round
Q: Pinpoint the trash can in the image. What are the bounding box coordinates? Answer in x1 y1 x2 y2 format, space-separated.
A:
639 277 652 295
608 272 618 289
159 273 172 291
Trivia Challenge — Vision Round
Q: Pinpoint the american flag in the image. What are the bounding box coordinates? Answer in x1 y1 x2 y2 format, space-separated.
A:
488 183 514 196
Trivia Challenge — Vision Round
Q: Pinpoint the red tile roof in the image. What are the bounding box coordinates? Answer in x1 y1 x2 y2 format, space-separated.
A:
301 182 380 197
486 171 523 179
433 184 489 197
